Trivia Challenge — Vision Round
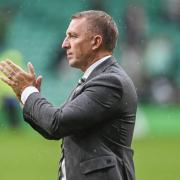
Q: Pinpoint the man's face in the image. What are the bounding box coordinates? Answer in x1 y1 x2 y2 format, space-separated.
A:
62 18 94 71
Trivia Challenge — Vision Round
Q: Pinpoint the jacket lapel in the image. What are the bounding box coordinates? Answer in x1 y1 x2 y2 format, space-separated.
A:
86 56 116 82
67 56 116 101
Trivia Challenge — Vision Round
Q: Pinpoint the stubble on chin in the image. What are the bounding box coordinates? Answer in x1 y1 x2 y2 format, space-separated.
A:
68 58 76 68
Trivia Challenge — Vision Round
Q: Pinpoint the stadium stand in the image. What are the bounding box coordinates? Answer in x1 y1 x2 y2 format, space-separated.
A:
0 0 180 122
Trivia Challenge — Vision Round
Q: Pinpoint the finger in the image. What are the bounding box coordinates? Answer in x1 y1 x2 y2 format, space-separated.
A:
0 75 17 86
36 75 43 91
0 62 15 78
28 62 36 77
6 59 24 73
0 62 18 82
6 60 30 77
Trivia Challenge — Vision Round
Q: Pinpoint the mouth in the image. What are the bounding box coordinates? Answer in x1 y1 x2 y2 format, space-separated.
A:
67 52 73 59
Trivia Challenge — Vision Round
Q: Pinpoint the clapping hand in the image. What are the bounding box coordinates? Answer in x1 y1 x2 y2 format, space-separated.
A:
0 60 42 101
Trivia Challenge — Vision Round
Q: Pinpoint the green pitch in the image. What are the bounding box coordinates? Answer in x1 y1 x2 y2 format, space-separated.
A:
0 131 60 180
0 104 180 179
134 136 180 180
0 130 180 180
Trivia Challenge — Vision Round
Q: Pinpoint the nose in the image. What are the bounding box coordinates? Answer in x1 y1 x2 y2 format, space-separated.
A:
62 37 70 49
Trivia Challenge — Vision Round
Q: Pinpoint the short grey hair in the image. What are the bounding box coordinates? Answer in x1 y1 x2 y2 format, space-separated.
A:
71 10 119 52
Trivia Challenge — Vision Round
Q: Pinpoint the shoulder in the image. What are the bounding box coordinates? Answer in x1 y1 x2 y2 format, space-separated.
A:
86 62 133 89
86 71 123 91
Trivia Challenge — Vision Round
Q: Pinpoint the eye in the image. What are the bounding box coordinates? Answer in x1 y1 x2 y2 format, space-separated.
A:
70 33 78 38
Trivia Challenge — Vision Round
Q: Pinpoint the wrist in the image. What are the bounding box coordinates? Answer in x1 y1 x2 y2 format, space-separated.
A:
21 86 39 104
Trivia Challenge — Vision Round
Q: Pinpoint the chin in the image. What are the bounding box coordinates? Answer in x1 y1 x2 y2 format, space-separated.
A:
68 58 81 69
68 60 74 67
68 60 77 68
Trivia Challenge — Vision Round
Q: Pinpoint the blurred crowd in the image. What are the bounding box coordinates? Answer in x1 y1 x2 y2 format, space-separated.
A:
0 0 180 129
120 0 180 104
51 0 180 105
0 4 23 129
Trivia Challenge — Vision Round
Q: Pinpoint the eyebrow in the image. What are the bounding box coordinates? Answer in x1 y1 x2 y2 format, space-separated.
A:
66 31 78 36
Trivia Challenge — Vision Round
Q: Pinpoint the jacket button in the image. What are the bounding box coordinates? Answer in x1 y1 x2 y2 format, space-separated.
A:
106 159 112 164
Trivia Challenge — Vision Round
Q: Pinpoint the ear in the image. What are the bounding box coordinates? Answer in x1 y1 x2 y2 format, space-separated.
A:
91 35 103 50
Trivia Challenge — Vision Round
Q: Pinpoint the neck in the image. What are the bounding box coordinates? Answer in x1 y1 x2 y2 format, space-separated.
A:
81 51 112 72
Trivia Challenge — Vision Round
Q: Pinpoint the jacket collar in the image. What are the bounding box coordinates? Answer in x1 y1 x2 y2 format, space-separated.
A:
86 56 116 82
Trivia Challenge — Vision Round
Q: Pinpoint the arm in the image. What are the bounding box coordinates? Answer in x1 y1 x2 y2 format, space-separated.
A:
23 74 123 140
0 60 123 140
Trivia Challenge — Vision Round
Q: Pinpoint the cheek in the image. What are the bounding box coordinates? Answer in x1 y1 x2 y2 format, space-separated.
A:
73 44 85 58
72 40 92 59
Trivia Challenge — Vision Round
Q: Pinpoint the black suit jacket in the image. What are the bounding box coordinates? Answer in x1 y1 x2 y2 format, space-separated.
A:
23 57 137 180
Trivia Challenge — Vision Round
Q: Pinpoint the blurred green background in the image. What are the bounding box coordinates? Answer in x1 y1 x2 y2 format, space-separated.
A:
0 104 180 180
0 0 180 179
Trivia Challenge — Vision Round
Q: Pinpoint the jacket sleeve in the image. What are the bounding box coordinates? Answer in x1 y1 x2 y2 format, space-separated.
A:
23 73 123 140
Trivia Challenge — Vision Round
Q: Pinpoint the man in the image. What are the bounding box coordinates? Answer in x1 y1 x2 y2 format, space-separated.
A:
0 10 137 180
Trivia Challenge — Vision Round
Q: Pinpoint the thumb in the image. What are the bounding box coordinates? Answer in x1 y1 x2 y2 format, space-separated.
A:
36 75 43 91
28 62 36 77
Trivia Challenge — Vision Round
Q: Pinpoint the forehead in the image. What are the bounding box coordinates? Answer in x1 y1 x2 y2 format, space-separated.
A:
66 18 88 34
